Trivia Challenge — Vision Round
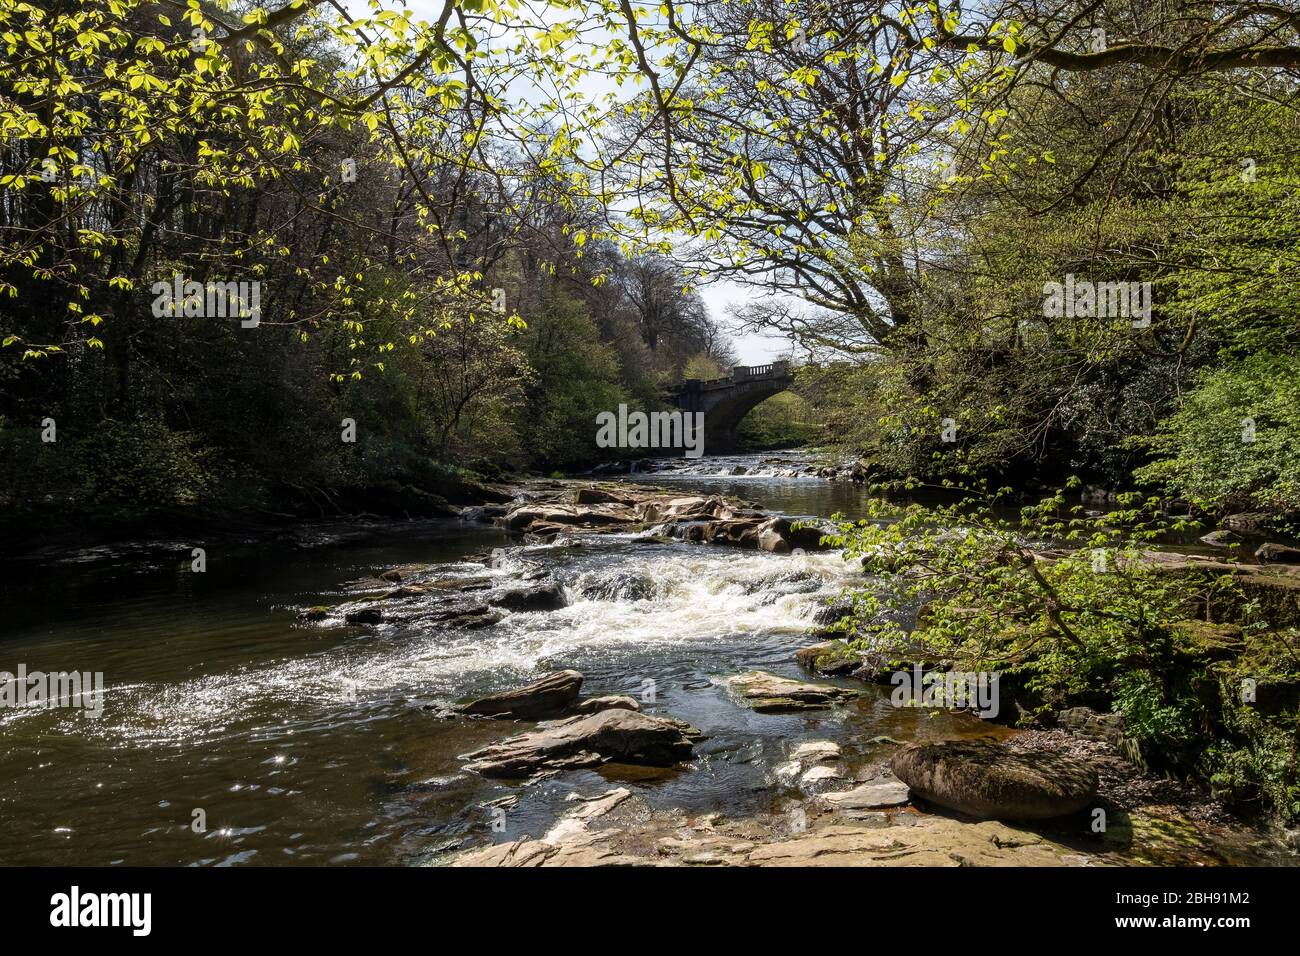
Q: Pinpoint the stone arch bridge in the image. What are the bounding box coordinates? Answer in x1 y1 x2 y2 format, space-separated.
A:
667 361 794 453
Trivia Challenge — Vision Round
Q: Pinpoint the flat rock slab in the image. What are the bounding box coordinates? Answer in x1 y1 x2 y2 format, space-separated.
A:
457 670 583 719
891 741 1098 821
822 779 912 811
462 709 698 778
728 671 861 713
453 814 1080 867
791 741 841 763
800 765 845 788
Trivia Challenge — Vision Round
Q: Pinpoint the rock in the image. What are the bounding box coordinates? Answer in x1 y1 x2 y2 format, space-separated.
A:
561 787 633 821
890 741 1098 820
728 671 861 713
457 670 584 719
757 517 792 554
775 740 841 787
572 487 635 505
503 504 638 533
296 606 330 623
693 518 763 548
489 578 566 612
1223 512 1272 532
574 569 658 601
790 741 841 763
753 515 831 552
795 640 859 676
569 695 641 715
462 709 698 778
638 495 736 524
822 778 912 811
1055 707 1126 748
773 760 804 785
344 608 383 625
425 604 504 629
453 787 646 866
1256 542 1300 564
800 764 844 787
459 504 509 524
377 569 403 583
454 811 1084 867
1199 530 1241 548
813 598 855 627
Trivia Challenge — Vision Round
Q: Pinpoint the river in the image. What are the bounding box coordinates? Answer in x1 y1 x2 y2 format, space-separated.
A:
0 452 1292 865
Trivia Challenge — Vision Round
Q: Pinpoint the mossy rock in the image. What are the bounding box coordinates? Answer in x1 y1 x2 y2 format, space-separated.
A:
1171 620 1245 662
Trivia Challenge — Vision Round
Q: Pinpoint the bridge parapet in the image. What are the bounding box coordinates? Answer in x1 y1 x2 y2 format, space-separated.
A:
731 360 790 381
672 361 792 396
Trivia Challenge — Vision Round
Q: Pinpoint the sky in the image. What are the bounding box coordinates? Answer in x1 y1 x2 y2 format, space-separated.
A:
338 0 792 366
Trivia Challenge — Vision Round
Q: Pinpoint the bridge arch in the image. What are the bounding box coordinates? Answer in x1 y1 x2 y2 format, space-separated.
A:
667 362 795 453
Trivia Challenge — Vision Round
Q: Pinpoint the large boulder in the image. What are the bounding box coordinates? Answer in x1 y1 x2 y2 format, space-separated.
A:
457 670 583 719
890 741 1098 820
462 709 698 777
728 671 861 713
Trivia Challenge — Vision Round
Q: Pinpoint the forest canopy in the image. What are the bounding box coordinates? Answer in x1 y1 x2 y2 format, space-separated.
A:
1 0 1297 533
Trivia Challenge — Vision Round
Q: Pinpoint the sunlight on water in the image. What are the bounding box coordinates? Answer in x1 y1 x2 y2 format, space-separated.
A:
36 544 859 748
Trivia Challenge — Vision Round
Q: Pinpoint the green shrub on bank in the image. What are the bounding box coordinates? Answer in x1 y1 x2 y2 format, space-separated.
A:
0 416 211 527
1134 353 1300 516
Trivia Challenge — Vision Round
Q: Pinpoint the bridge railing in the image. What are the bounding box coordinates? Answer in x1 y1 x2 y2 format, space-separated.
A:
731 360 790 381
669 360 792 394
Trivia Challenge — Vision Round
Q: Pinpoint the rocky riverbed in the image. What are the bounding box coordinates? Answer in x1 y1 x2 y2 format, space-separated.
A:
3 459 1296 866
355 476 1296 867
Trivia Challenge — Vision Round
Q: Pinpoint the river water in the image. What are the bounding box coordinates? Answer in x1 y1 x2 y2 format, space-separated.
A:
0 452 1292 865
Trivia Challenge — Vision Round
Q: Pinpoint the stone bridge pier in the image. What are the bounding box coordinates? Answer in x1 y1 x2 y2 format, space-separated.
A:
667 361 795 453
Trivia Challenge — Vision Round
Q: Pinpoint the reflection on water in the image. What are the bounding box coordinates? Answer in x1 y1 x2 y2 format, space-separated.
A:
0 453 1291 866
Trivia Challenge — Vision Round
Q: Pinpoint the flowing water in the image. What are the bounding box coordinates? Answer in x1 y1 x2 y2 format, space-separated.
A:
0 452 1292 866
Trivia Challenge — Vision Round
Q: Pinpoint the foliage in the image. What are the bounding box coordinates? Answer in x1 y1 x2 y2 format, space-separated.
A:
1134 354 1300 514
821 478 1237 713
736 392 821 449
517 290 631 468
